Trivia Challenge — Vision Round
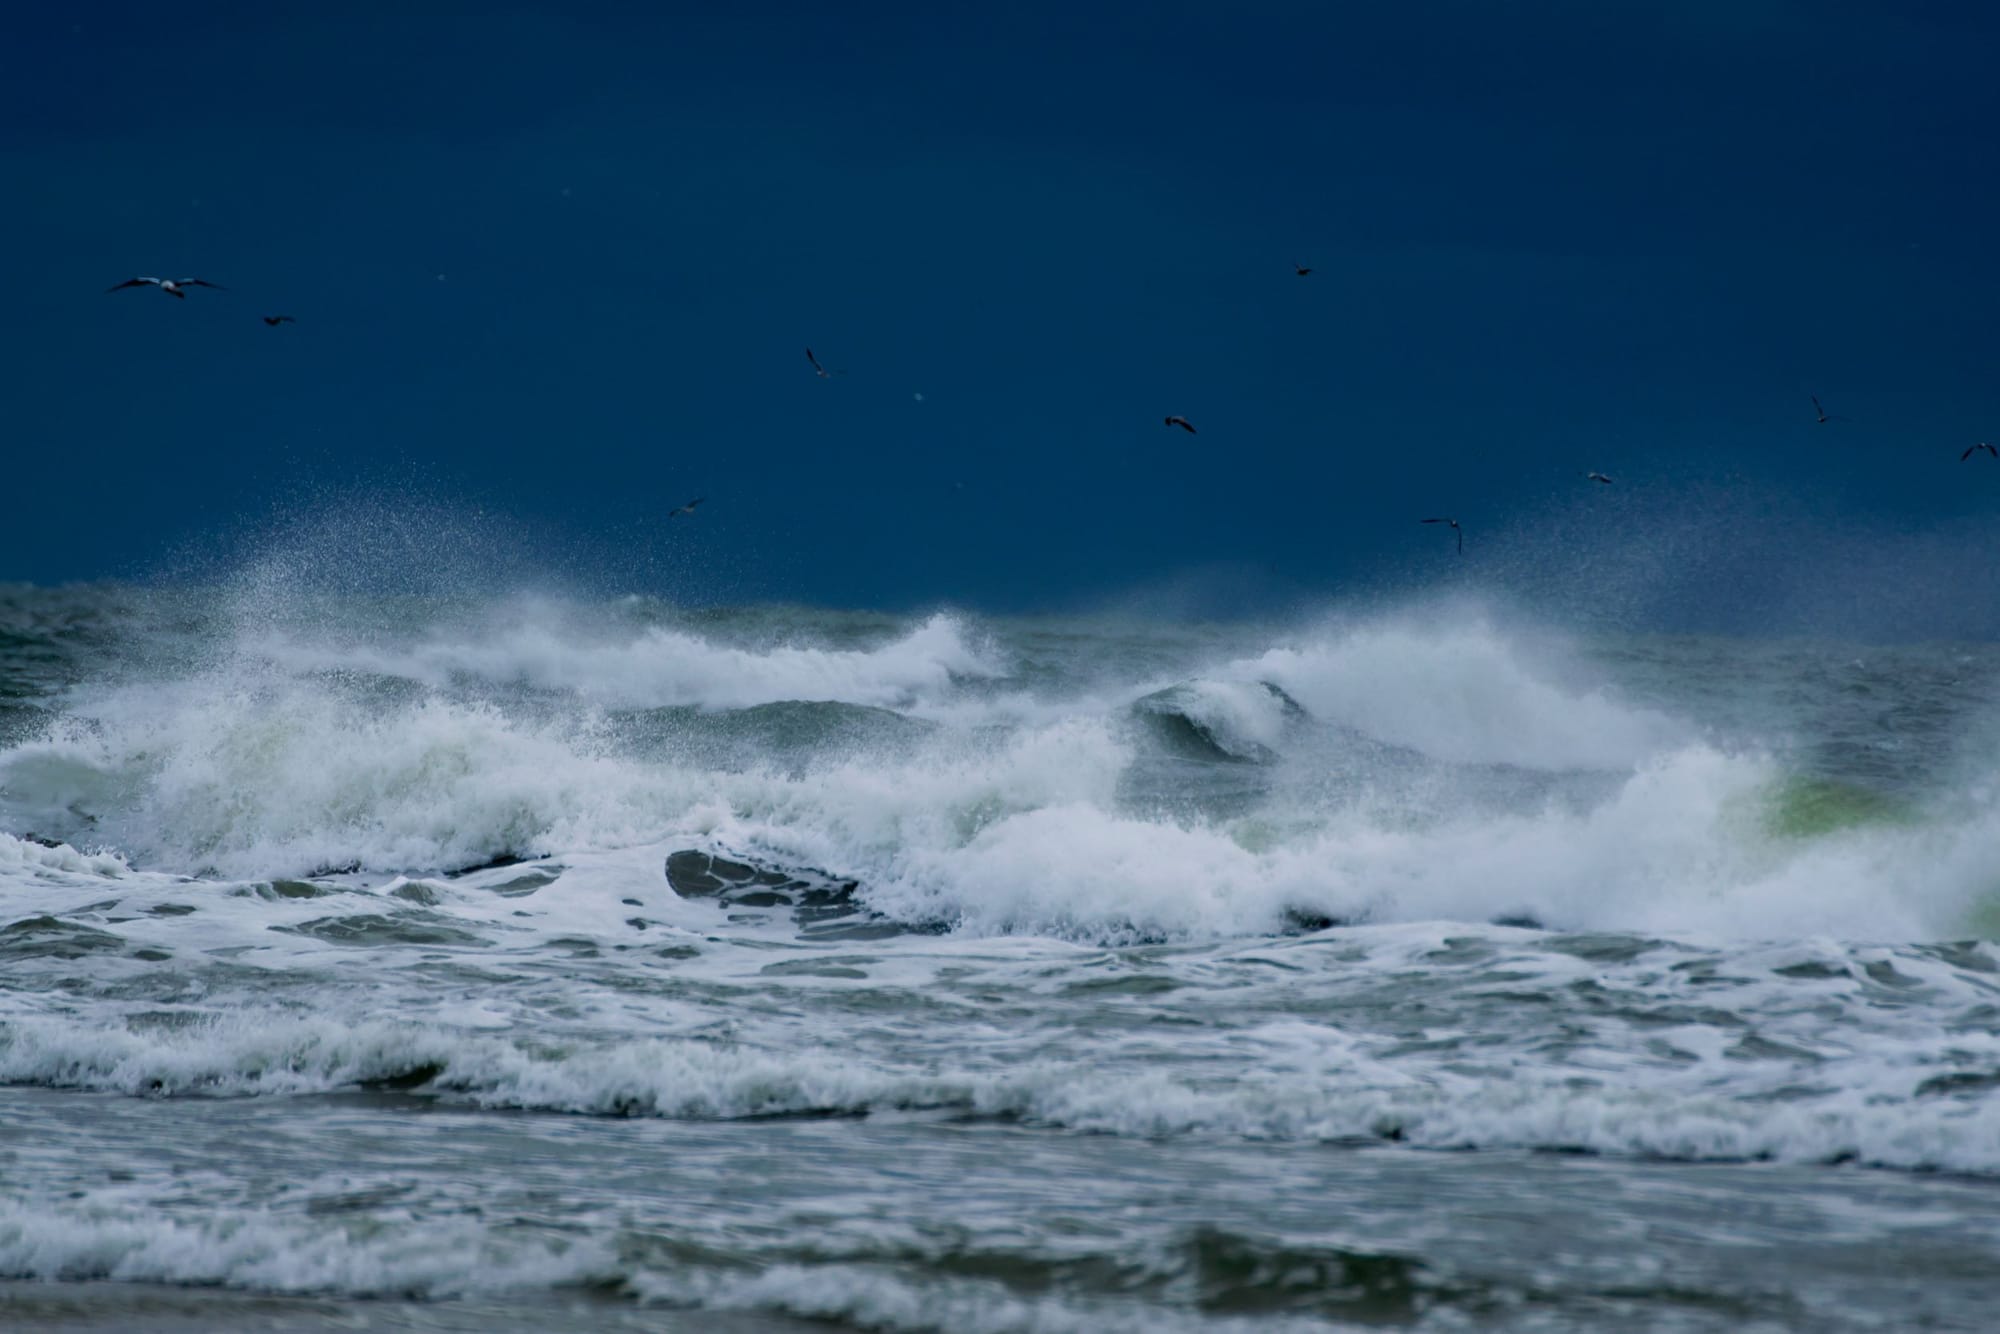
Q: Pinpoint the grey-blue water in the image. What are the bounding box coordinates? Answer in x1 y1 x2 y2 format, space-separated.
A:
4 580 1999 1331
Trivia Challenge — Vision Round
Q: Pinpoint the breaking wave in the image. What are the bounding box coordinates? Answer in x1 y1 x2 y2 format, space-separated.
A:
5 1007 2000 1175
0 594 1994 943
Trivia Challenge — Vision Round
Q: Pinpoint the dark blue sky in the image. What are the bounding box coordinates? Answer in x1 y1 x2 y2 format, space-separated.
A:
6 2 1999 629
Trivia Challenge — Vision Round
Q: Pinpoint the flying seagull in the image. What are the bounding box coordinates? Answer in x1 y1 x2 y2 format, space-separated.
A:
667 498 705 518
1421 517 1463 555
1293 262 1312 277
806 348 843 379
1962 442 1997 462
107 276 225 300
262 315 296 326
1164 416 1197 434
1810 395 1853 425
1584 471 1613 484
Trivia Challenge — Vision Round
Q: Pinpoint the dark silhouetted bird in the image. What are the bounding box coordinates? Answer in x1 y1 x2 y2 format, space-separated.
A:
1421 517 1463 554
107 276 224 300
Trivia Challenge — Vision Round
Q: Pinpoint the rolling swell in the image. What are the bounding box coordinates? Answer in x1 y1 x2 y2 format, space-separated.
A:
1128 680 1305 764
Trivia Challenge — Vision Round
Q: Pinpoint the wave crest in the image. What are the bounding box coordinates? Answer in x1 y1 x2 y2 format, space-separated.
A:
8 1012 2000 1175
253 609 1003 712
1230 617 1683 769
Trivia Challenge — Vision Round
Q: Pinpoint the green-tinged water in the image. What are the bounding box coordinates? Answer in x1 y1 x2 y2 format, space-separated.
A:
1760 776 1913 839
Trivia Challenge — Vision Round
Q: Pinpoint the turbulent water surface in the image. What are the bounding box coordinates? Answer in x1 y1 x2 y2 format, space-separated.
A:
4 579 2000 1331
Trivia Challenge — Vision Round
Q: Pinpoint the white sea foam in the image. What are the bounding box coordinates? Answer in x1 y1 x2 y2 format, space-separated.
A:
8 701 1992 944
0 1186 1316 1331
1 683 1135 887
0 1199 615 1296
828 744 2000 942
5 1011 1999 1175
628 1263 1326 1334
2 598 1993 941
0 832 129 880
9 585 2000 1328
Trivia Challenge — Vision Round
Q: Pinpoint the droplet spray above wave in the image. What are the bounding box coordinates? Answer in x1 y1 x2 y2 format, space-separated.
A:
1226 616 1685 770
243 608 1007 711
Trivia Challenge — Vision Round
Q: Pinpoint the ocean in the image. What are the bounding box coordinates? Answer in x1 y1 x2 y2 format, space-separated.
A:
3 574 1999 1331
